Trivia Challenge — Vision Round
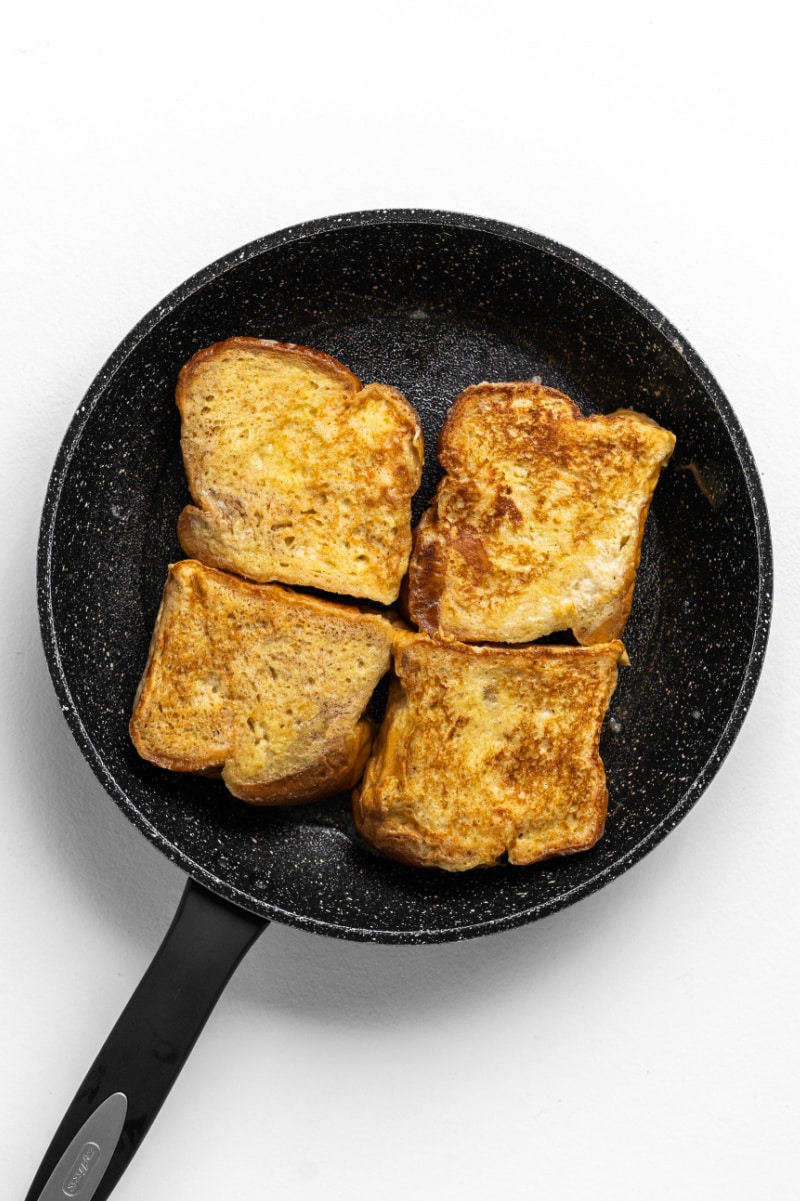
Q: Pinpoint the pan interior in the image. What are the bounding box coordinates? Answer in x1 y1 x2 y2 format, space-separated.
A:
41 215 770 942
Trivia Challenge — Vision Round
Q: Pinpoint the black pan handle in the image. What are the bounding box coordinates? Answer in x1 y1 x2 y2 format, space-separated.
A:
25 876 268 1201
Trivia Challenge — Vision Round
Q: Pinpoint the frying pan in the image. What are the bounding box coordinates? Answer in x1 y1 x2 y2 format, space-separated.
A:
29 209 772 1200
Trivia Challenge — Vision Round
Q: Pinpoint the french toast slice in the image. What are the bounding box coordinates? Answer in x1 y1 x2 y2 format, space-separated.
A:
353 633 625 871
407 383 675 644
177 338 424 604
130 560 400 804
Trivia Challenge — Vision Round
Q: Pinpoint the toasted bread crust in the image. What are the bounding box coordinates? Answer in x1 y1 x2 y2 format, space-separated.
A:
130 560 402 804
178 336 363 395
407 383 675 645
176 338 423 604
353 634 624 870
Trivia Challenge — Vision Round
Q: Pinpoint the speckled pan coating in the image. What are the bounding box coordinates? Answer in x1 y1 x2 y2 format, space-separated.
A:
37 209 773 943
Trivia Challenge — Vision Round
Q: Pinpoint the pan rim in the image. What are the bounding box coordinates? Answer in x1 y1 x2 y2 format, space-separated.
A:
36 208 774 944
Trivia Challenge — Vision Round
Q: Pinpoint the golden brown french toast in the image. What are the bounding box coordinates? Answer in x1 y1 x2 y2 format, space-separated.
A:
176 338 424 604
407 383 675 644
130 560 400 804
353 633 625 870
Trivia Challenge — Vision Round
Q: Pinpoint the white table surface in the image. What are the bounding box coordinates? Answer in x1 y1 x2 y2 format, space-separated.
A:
3 5 797 1198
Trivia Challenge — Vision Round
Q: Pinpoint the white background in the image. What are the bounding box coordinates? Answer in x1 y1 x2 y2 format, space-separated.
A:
2 4 797 1198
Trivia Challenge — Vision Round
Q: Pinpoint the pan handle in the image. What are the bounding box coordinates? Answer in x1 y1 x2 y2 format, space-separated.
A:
25 876 268 1201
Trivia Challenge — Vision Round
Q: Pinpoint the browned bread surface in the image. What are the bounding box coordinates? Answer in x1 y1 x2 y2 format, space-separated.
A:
408 383 675 644
353 633 625 870
177 338 424 604
129 560 400 804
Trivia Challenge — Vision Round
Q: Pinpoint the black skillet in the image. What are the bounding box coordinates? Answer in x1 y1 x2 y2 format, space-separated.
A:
29 210 772 1200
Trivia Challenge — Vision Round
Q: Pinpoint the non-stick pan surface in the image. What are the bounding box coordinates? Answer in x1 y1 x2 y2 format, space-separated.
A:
39 209 771 944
